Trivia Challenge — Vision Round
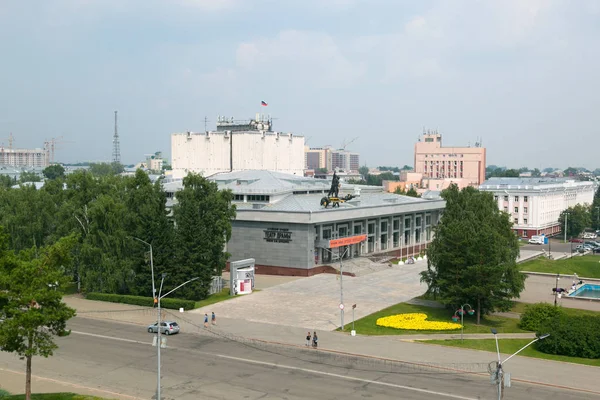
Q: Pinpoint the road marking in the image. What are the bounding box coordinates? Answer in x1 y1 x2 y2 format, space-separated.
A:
213 353 478 400
0 367 144 400
71 330 477 400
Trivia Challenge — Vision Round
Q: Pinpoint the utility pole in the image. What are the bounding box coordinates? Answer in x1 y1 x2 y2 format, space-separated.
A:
564 213 569 243
340 246 345 330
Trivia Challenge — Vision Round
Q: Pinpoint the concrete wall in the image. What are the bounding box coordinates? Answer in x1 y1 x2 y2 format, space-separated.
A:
228 220 314 270
171 131 305 179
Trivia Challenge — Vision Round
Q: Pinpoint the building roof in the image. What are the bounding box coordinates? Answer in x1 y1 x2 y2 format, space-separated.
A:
480 177 595 191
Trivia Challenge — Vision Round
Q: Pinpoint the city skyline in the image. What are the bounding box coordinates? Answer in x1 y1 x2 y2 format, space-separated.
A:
1 1 599 168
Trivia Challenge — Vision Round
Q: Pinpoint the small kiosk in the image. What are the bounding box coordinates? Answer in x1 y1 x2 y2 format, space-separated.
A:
230 258 255 295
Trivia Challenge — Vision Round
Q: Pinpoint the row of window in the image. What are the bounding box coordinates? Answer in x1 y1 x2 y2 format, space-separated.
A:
515 218 528 224
495 195 529 202
424 154 465 158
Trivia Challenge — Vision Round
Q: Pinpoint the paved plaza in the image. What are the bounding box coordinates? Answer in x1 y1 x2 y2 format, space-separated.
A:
193 262 429 331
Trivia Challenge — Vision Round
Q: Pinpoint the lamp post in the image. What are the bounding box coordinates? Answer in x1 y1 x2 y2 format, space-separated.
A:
563 212 569 244
322 245 351 330
554 274 560 306
490 329 550 400
131 237 156 300
453 304 474 341
352 304 357 333
155 274 199 400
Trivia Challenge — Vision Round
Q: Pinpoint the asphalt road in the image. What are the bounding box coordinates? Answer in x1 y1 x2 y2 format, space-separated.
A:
520 238 577 255
0 317 597 400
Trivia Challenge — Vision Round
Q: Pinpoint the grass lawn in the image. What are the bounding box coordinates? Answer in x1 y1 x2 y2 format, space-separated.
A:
0 393 112 400
519 254 600 278
194 288 235 309
423 339 600 367
341 303 528 335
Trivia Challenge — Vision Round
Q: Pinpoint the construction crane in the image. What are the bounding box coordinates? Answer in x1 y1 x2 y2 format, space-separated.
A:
44 136 74 164
340 137 358 151
0 133 15 149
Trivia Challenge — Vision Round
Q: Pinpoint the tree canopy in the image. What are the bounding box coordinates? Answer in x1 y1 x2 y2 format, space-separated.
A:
42 164 65 180
559 204 591 238
421 185 526 324
0 229 77 400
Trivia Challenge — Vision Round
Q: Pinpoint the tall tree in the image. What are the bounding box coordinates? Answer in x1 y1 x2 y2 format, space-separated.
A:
19 171 41 183
421 185 525 324
42 165 65 180
0 230 77 400
406 187 419 197
173 173 236 300
558 204 591 238
592 187 600 231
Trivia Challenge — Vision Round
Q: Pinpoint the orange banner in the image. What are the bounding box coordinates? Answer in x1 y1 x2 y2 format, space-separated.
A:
329 234 367 248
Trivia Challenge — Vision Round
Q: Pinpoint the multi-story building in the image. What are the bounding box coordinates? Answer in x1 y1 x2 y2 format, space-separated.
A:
479 177 596 238
164 170 445 275
415 130 486 188
171 114 305 179
304 146 360 172
0 147 48 168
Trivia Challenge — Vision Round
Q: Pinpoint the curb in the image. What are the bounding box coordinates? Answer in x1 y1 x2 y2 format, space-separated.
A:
522 271 600 282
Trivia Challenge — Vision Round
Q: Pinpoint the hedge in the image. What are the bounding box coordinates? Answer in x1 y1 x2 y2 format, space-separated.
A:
536 314 600 359
85 293 196 310
518 303 563 332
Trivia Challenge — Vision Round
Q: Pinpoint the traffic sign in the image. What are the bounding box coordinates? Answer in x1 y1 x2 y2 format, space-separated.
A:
339 303 345 310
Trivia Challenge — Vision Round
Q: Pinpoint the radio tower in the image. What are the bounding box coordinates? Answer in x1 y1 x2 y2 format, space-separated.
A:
112 111 121 163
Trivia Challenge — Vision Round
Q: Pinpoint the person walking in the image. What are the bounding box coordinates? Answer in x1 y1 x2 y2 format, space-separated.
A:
211 311 216 325
305 331 311 347
204 313 209 328
312 331 318 348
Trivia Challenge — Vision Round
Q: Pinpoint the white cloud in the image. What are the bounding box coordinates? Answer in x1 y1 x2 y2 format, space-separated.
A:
234 30 366 87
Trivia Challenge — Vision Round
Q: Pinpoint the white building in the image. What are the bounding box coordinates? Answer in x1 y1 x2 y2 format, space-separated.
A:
0 147 48 168
171 115 305 179
479 178 596 238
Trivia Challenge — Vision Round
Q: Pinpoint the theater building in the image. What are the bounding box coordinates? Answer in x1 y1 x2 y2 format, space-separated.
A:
164 170 446 276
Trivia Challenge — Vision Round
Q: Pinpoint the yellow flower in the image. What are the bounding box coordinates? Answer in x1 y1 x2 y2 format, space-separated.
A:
376 313 462 331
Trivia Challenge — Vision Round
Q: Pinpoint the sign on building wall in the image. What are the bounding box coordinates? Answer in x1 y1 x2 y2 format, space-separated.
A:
329 234 367 248
264 228 293 243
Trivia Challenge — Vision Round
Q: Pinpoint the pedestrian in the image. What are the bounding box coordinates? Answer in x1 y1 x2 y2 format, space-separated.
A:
211 311 216 325
204 313 209 328
312 331 318 348
305 331 311 347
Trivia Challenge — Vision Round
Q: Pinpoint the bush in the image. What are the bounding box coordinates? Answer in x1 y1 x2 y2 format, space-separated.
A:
518 302 563 331
536 314 600 359
85 293 196 310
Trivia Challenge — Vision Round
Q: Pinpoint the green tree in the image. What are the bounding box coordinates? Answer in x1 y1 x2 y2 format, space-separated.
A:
558 204 591 239
173 173 236 300
592 187 600 231
0 175 16 188
42 165 66 180
393 186 406 195
531 168 541 177
19 171 41 183
0 230 77 400
406 187 419 197
563 167 578 177
421 185 525 324
358 165 369 178
88 162 124 177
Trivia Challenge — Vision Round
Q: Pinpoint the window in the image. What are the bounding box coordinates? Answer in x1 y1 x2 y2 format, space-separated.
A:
514 218 518 224
524 207 528 214
524 218 528 224
425 215 431 225
415 216 422 227
247 195 269 202
393 219 400 230
514 207 519 213
494 196 498 202
504 196 509 201
524 196 528 202
514 196 519 202
234 194 244 201
504 207 508 212
404 217 411 228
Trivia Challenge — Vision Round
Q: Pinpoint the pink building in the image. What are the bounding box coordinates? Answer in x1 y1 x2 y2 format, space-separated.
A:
414 131 486 188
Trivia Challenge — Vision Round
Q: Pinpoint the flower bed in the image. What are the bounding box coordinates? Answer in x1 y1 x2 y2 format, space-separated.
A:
376 313 462 331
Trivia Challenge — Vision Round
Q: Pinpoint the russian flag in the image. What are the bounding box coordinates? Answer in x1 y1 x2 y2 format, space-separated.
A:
261 101 268 106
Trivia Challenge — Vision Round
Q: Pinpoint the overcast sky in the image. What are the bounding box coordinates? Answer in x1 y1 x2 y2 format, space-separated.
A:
1 0 599 169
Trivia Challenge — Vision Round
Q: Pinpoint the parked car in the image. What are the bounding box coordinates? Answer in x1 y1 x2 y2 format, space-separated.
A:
147 321 180 335
585 241 600 248
594 247 600 254
569 238 584 243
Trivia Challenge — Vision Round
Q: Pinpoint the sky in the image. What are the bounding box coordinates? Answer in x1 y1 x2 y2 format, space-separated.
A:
1 0 599 169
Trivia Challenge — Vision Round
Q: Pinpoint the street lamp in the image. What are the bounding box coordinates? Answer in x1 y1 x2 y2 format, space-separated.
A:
452 304 474 341
554 274 560 306
155 274 199 400
131 237 156 300
490 329 550 400
563 212 569 244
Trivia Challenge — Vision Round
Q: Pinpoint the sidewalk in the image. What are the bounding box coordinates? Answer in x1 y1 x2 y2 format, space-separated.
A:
66 297 600 395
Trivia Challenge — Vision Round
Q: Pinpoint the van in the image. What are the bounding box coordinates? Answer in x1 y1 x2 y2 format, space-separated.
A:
528 235 545 245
